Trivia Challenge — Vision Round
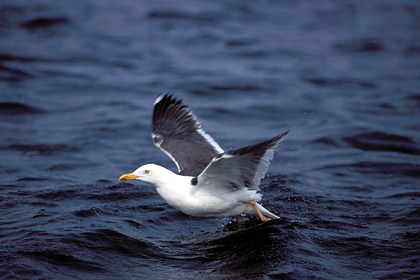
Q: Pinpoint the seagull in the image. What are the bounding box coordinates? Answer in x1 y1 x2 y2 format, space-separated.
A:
119 94 288 223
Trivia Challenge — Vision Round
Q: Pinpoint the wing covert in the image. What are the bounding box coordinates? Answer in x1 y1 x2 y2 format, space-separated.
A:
196 131 289 192
152 94 223 176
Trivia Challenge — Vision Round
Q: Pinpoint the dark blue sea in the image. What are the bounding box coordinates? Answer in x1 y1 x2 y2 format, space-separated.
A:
1 0 420 279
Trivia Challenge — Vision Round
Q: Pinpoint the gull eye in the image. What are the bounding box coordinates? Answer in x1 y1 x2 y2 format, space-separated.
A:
144 170 150 174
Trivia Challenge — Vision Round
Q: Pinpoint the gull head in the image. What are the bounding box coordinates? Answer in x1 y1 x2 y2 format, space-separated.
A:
119 163 173 186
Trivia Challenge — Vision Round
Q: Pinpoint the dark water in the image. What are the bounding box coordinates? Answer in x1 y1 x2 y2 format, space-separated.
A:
1 0 420 279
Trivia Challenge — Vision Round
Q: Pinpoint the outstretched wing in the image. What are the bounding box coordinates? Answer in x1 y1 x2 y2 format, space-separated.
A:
152 94 224 176
195 131 289 192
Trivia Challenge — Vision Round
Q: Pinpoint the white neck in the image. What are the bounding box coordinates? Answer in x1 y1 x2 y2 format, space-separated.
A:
152 171 194 211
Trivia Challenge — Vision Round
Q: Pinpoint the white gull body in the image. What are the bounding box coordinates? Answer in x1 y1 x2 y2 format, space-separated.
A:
119 94 288 221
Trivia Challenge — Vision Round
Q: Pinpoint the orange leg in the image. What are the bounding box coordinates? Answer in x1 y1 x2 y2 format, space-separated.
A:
249 200 271 222
236 215 244 230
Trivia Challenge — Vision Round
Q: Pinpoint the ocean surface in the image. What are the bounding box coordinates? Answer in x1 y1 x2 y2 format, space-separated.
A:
1 0 420 279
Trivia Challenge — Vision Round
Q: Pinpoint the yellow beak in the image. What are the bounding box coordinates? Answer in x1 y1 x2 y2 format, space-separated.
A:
119 173 138 181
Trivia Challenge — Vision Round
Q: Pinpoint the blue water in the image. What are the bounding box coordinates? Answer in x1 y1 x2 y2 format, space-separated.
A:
1 0 420 279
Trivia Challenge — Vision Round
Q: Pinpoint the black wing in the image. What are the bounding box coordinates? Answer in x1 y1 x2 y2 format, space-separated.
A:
152 94 224 176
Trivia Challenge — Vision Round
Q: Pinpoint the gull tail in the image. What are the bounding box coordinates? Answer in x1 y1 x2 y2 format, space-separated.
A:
256 202 280 219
